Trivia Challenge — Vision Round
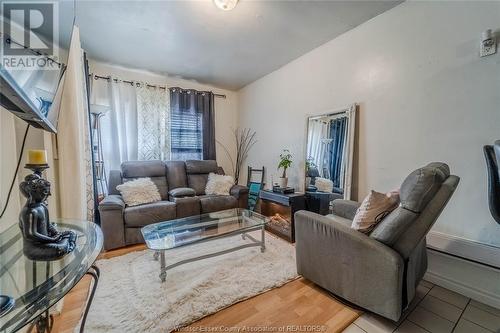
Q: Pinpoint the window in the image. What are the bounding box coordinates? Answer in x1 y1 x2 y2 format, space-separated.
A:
170 105 203 160
169 88 216 161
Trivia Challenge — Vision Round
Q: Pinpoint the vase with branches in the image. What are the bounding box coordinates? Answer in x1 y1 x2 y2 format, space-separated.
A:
277 149 292 188
217 128 257 184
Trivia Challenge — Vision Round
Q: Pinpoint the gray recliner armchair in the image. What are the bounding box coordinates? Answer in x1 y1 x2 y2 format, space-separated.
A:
295 162 459 321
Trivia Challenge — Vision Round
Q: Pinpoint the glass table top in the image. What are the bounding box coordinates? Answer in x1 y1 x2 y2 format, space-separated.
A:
0 219 103 333
141 208 269 250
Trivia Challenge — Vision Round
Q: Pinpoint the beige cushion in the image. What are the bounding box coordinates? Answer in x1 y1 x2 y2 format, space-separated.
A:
116 177 161 207
315 177 334 192
205 173 234 195
351 190 400 233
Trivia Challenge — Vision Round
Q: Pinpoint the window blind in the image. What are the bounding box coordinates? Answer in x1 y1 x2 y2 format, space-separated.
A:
170 108 203 160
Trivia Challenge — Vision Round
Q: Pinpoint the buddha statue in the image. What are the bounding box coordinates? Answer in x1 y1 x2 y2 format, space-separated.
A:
19 174 77 260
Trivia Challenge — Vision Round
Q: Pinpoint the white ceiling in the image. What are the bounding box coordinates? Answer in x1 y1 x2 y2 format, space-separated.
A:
57 0 402 90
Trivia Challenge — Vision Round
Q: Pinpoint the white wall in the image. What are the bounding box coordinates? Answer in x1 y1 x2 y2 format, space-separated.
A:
88 60 239 177
238 1 500 248
0 110 20 232
0 110 54 231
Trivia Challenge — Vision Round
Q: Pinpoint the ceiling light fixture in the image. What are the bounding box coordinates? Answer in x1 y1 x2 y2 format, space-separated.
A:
213 0 239 11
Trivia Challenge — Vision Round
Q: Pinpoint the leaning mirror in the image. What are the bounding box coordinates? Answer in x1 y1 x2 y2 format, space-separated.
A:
305 104 357 201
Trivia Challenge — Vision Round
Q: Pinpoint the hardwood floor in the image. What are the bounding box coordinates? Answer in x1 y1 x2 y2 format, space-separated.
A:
52 243 361 333
183 278 361 332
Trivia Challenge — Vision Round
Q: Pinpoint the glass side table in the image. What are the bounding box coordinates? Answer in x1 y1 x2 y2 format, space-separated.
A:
0 219 103 333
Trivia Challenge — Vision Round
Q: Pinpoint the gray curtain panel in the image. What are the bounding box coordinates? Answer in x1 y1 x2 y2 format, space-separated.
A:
170 88 216 160
328 116 347 191
201 92 216 161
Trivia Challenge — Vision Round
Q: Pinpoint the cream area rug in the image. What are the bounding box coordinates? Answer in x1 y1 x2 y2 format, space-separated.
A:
84 231 298 333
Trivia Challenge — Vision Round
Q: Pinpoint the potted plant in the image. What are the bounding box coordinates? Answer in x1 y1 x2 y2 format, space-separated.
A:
277 149 293 188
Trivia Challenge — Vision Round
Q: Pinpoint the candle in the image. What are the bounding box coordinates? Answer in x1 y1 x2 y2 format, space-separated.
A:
27 149 48 165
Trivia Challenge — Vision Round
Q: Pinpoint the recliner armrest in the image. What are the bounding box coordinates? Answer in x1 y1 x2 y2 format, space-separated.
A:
169 187 196 198
331 199 360 220
98 194 126 250
230 185 249 209
99 194 125 211
295 210 404 321
230 185 249 198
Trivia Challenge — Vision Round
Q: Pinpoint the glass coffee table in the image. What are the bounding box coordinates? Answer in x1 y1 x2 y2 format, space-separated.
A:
141 208 269 282
0 219 103 333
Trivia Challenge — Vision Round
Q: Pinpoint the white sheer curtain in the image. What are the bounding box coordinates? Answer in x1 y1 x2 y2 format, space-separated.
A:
307 119 329 174
136 84 171 161
90 78 171 178
90 77 138 174
56 26 94 221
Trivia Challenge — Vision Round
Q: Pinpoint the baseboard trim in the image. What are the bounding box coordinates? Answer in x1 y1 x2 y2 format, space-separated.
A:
427 231 500 268
424 232 500 309
424 249 500 308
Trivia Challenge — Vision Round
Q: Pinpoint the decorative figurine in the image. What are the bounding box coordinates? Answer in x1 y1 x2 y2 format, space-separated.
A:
19 164 76 261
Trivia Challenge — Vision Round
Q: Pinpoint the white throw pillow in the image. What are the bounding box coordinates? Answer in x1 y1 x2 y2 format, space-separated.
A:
351 190 400 233
205 173 234 195
116 177 161 207
315 177 334 192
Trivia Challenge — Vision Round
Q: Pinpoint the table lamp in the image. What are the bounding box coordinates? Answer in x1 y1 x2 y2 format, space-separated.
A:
306 167 320 192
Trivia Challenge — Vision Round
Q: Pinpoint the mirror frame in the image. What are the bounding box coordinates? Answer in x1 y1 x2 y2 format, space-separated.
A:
304 103 357 200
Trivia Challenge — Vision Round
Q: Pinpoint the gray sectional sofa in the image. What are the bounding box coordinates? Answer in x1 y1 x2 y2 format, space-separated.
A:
98 160 249 250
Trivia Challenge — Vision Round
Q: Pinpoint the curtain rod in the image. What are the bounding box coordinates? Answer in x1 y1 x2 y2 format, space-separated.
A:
90 73 226 99
2 34 65 69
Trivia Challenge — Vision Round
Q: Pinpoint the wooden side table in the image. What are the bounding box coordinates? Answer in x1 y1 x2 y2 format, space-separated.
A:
258 190 306 242
305 191 343 215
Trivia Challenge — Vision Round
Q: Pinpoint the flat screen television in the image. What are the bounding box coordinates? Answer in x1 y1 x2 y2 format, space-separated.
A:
0 37 65 133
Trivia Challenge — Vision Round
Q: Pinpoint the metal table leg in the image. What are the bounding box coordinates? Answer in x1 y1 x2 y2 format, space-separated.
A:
29 309 53 333
261 225 266 253
156 226 267 283
159 251 167 282
79 264 100 333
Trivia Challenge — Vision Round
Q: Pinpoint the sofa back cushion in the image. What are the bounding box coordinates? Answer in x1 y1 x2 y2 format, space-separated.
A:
165 161 188 189
185 160 218 195
394 175 459 258
399 163 449 213
370 207 419 246
121 160 169 200
370 162 455 250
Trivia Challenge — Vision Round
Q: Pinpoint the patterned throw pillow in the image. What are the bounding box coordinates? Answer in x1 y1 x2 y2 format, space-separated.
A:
351 190 400 233
116 177 161 207
315 177 334 192
205 173 234 195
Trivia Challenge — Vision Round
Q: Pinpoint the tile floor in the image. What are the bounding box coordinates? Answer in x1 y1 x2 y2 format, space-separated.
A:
343 280 500 333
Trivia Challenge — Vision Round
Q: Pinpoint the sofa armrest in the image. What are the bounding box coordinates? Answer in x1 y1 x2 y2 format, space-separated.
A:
230 185 249 197
98 195 126 250
230 185 249 209
295 210 404 321
331 199 360 220
108 170 122 195
169 187 196 199
99 194 125 211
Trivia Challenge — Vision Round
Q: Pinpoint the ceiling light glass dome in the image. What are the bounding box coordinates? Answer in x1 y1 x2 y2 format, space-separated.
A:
213 0 239 11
